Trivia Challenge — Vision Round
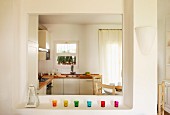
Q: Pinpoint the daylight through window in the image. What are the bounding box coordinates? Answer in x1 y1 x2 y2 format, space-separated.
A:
55 42 78 65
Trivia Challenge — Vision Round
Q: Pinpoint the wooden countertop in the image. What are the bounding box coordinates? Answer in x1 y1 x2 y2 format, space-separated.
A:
38 76 53 90
38 74 100 90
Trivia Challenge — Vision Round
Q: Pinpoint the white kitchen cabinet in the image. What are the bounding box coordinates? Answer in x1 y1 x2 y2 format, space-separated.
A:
38 30 50 49
38 85 47 95
64 79 79 95
80 79 93 95
38 52 46 60
27 41 39 89
52 79 64 95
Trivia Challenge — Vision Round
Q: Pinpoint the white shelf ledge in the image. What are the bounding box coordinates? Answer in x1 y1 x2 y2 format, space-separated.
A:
16 95 132 111
17 103 130 110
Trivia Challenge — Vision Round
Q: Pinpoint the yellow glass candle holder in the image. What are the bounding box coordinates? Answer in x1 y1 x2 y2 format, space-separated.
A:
64 100 68 107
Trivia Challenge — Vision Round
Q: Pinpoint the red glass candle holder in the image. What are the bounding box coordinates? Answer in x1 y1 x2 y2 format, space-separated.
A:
52 100 57 107
114 101 119 107
101 101 105 107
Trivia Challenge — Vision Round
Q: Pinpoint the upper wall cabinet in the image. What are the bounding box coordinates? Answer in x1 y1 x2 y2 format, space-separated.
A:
38 30 50 49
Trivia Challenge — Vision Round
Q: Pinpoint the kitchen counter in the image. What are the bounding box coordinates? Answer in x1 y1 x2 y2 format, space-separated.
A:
38 74 99 90
53 75 95 79
38 76 53 90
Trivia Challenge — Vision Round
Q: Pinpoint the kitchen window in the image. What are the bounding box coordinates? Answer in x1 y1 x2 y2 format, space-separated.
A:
54 41 78 67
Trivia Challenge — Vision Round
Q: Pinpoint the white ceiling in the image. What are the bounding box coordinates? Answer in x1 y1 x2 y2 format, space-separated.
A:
39 14 122 24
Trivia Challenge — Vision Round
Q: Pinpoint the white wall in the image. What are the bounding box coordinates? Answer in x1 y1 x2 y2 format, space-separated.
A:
133 0 157 114
24 0 123 14
39 24 85 73
84 24 122 73
27 15 39 89
158 0 170 83
0 0 21 114
0 0 158 115
123 0 134 108
0 1 13 114
39 24 122 74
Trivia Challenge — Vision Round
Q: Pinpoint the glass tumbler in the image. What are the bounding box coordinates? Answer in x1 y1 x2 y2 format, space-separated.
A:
64 100 68 107
52 100 57 107
101 101 105 107
87 101 92 107
74 101 79 107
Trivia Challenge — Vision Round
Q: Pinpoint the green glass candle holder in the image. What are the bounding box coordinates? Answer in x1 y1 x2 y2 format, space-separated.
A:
74 101 79 107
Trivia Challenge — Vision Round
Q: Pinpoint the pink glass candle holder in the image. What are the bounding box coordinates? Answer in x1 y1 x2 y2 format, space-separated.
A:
101 101 105 107
114 101 119 107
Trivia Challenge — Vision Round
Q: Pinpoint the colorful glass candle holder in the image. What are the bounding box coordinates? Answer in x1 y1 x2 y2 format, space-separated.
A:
114 101 119 107
101 101 105 107
64 100 68 107
87 101 92 107
52 100 57 107
74 101 79 107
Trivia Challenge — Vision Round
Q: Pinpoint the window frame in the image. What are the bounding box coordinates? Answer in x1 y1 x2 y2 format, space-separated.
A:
53 40 79 69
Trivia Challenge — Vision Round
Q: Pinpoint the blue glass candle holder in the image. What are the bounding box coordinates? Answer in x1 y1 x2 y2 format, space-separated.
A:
87 101 92 107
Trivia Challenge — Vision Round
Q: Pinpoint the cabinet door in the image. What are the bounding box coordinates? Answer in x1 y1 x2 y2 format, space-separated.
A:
38 30 50 49
52 79 64 95
28 41 39 89
64 79 79 95
38 52 46 60
80 79 93 95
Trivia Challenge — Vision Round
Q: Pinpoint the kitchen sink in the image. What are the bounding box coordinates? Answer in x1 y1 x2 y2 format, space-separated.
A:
39 78 48 82
67 75 77 77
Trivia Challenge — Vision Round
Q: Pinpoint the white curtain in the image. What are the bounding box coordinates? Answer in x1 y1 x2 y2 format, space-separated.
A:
99 29 122 85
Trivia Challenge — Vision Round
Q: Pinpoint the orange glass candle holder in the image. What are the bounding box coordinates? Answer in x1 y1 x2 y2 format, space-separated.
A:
52 100 57 107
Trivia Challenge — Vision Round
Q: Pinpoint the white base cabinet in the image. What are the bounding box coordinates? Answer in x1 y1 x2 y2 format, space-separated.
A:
50 78 93 95
52 79 64 95
80 79 93 95
64 79 79 95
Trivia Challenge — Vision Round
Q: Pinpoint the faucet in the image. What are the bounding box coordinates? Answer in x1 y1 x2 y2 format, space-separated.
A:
71 64 74 72
70 64 76 75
